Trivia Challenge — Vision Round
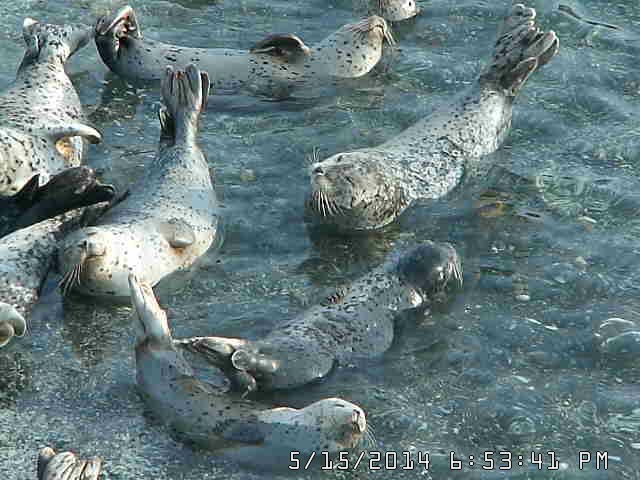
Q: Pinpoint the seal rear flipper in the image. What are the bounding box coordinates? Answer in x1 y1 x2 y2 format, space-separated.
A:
159 218 196 248
46 123 103 145
480 4 559 97
250 34 310 59
175 336 248 364
12 173 41 207
37 447 102 480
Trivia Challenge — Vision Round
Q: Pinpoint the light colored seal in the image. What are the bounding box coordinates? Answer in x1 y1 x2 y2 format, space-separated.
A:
0 18 102 196
306 3 560 231
94 6 394 96
0 208 91 348
178 241 462 392
130 274 369 468
375 0 420 22
58 65 220 299
37 447 102 480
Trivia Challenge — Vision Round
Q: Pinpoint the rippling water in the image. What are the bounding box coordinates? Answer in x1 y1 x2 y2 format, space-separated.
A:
1 0 640 478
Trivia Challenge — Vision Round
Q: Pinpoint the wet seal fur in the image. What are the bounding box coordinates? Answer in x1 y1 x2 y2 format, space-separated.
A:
177 241 462 392
0 18 102 196
58 65 220 299
95 6 395 96
0 166 115 237
374 0 420 22
306 4 560 231
37 447 102 480
0 208 92 348
130 274 371 468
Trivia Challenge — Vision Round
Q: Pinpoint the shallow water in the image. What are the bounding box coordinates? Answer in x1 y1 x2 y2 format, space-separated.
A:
1 0 640 478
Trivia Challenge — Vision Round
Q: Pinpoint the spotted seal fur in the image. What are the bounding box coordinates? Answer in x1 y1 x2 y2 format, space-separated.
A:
95 6 394 96
0 18 102 196
37 447 102 480
58 65 220 299
375 0 420 22
129 274 370 468
306 4 559 231
177 241 461 392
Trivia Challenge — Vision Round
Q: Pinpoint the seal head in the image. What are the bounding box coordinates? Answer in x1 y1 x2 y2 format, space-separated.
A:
377 0 420 22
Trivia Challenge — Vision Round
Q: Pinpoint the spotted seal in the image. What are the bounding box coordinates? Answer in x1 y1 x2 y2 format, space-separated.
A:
58 65 220 299
0 208 92 348
129 274 369 468
0 18 102 196
95 6 394 96
0 166 115 238
177 241 462 392
306 4 559 231
37 447 102 480
374 0 420 22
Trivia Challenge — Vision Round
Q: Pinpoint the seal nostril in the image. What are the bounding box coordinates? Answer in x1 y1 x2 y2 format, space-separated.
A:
313 166 324 176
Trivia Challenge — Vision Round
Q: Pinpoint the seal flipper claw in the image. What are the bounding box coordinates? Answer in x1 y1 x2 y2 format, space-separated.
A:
46 123 102 145
480 3 559 96
250 34 311 59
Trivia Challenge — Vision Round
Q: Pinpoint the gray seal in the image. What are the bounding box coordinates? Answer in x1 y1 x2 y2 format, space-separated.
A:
130 274 370 468
94 6 394 96
0 18 102 196
306 4 560 231
37 447 102 480
178 241 462 392
58 65 220 299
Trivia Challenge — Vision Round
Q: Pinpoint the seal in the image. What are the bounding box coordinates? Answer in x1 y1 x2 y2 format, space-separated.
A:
37 447 102 480
0 166 115 238
58 65 221 299
0 208 93 348
0 18 102 196
129 273 370 468
375 0 420 22
95 6 394 96
305 3 559 231
177 241 462 392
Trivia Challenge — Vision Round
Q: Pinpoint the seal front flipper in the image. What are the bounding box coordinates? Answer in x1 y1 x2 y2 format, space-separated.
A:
46 123 103 145
250 34 310 60
0 303 27 348
159 218 196 248
480 4 559 96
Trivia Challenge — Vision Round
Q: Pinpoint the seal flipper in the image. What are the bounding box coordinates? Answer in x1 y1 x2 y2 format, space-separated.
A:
37 447 56 480
480 4 559 97
12 174 41 207
37 447 102 480
250 34 310 59
0 303 27 348
46 124 103 145
159 218 196 248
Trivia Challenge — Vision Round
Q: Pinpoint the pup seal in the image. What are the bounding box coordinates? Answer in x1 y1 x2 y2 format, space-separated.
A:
0 166 115 237
306 4 559 231
129 274 369 468
58 65 220 299
95 6 394 96
178 241 462 392
0 18 102 196
37 447 102 480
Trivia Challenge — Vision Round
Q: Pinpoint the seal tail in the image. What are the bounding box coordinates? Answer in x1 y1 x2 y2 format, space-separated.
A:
480 4 559 97
159 64 209 144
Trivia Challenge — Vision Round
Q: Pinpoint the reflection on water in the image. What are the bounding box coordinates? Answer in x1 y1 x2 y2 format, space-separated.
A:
1 0 640 478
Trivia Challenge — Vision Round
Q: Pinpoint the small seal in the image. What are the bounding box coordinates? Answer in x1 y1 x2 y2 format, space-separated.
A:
130 274 369 468
306 3 559 231
0 18 102 196
375 0 420 22
37 447 102 480
58 65 221 299
0 166 115 238
177 241 461 392
95 6 394 96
